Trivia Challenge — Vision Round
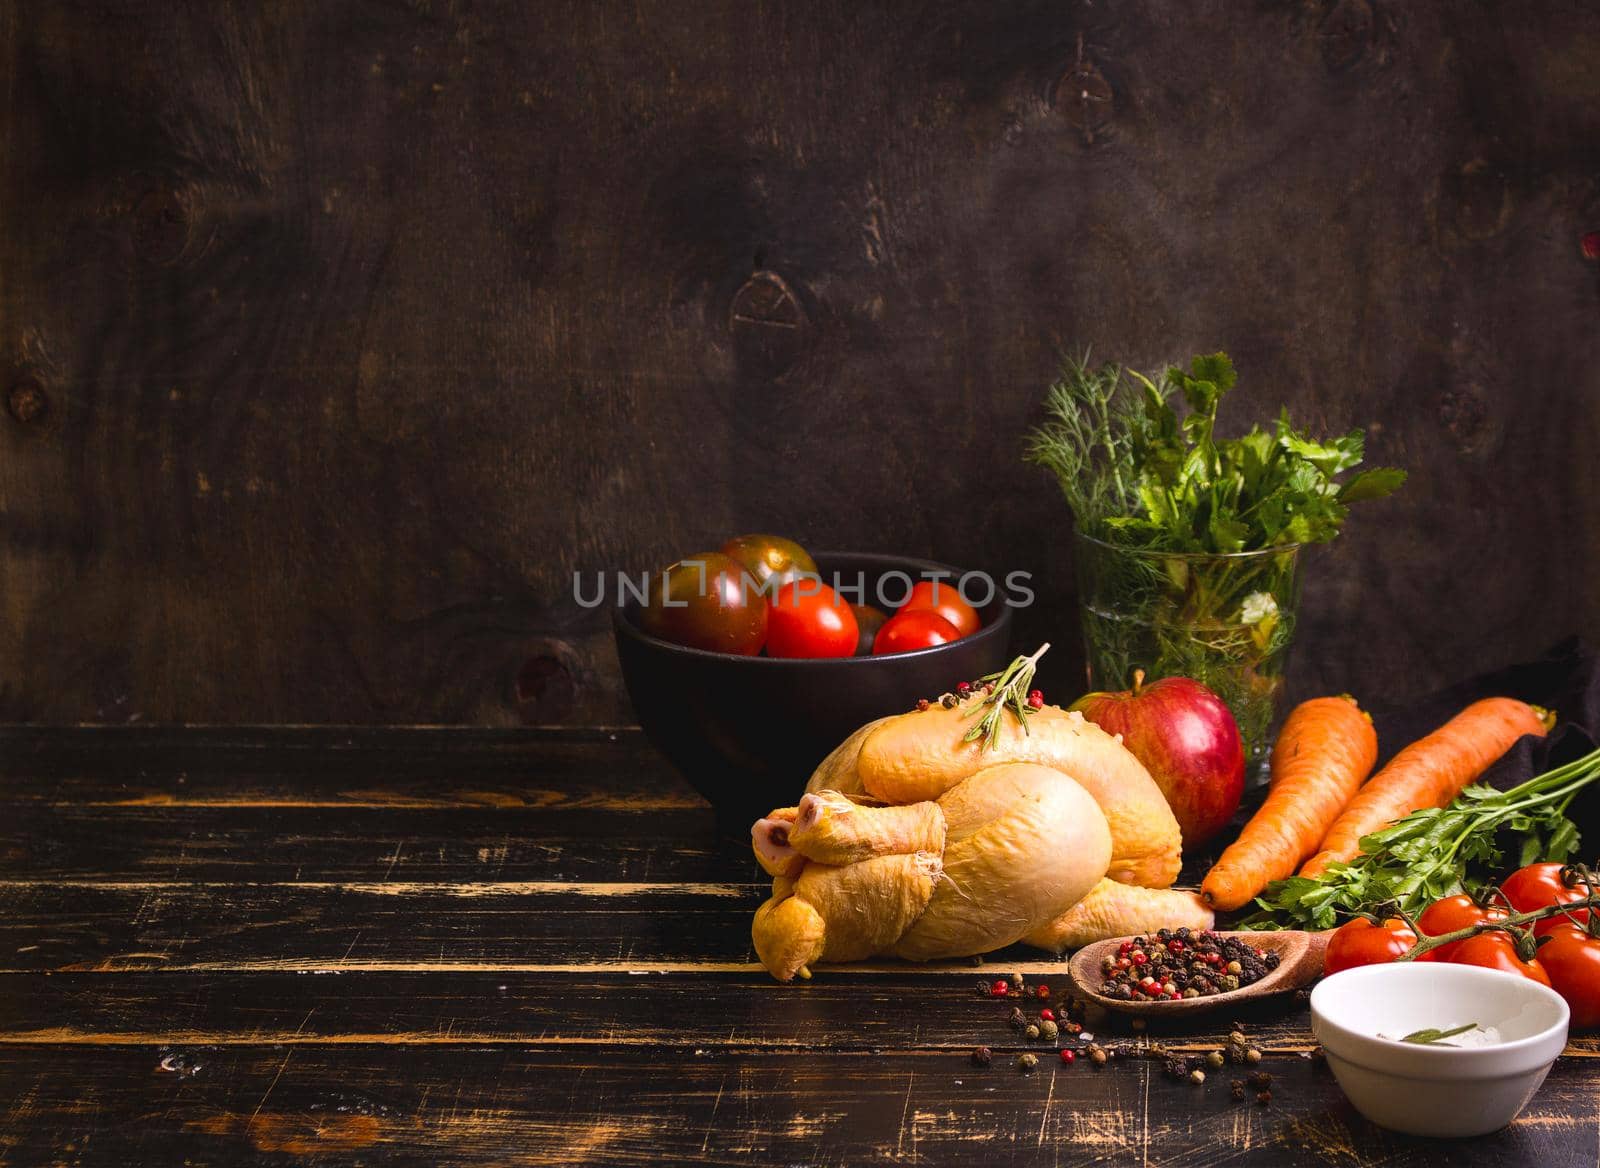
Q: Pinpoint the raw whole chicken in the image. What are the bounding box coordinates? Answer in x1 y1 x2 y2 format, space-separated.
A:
750 697 1209 981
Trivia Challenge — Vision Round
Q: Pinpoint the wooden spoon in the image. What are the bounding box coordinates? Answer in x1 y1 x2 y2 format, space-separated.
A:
1066 930 1331 1017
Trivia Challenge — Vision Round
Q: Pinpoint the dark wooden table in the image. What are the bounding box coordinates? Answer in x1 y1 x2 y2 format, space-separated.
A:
2 727 1596 1166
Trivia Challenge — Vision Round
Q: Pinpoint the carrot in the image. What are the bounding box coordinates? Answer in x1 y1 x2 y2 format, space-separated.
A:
1201 696 1377 911
1298 697 1551 878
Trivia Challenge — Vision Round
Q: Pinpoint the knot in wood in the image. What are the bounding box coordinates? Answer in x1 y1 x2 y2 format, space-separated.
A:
1053 60 1113 144
1319 0 1375 72
6 381 47 425
729 270 808 375
132 187 192 265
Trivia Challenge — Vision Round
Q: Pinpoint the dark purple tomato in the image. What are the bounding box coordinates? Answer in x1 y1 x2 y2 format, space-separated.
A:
850 604 889 656
639 551 767 655
720 534 818 594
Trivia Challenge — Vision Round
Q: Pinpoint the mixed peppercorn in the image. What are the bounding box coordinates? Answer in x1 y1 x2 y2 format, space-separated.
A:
965 967 1285 1103
1097 928 1280 1000
916 679 1046 713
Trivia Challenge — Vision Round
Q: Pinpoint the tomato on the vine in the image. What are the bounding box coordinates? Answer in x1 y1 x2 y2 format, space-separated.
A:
1537 929 1600 1030
1324 917 1418 975
1416 894 1509 963
1447 933 1551 987
873 609 962 655
1501 863 1595 938
899 581 981 638
766 581 858 659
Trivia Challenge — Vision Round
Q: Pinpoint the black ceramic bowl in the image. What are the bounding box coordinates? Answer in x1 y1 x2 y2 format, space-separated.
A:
614 552 1014 825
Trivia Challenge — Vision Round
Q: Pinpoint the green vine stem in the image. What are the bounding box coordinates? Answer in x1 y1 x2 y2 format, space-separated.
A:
1388 865 1600 964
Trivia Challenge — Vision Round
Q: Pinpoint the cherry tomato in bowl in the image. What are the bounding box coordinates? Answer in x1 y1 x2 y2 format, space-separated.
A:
899 580 981 638
1324 917 1418 975
721 534 818 594
1447 933 1551 987
639 551 768 655
849 604 889 656
1501 862 1595 937
1416 894 1509 963
873 609 962 655
766 581 858 659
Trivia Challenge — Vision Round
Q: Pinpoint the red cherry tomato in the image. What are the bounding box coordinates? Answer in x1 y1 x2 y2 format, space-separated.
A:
1501 863 1595 937
1324 917 1418 975
1447 932 1551 986
765 581 858 659
1537 929 1600 1030
899 581 981 638
1416 894 1509 963
872 609 962 656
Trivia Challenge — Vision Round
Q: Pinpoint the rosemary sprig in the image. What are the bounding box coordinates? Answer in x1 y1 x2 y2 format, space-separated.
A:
1399 1023 1480 1046
963 643 1051 751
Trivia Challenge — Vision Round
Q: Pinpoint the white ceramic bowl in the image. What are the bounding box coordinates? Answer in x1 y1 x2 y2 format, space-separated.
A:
1310 962 1569 1138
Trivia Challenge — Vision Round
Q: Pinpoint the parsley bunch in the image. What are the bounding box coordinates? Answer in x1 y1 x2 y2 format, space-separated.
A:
1026 351 1406 552
1242 747 1600 930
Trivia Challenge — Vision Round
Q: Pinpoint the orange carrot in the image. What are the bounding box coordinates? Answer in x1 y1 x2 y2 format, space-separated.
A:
1299 697 1551 878
1201 696 1377 911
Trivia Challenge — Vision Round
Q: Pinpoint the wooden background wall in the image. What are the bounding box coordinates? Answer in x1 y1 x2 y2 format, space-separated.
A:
2 0 1597 727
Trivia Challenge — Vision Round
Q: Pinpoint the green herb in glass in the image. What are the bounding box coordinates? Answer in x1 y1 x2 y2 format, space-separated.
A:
1026 351 1405 759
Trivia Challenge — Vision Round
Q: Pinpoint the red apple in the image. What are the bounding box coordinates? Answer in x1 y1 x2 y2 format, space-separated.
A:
1069 671 1244 850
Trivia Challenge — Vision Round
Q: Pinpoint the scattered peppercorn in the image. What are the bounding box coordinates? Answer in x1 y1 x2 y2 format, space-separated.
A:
1256 1090 1272 1106
1039 1008 1055 1022
1027 689 1045 710
990 979 1010 998
1245 1048 1262 1065
1246 1071 1272 1090
1204 1050 1225 1070
1036 984 1051 999
1039 1020 1059 1041
957 681 972 696
1025 1024 1041 1041
1230 1081 1246 1102
971 1046 992 1068
1162 1057 1189 1080
1188 1069 1206 1086
1008 1007 1026 1030
916 698 931 712
1059 1049 1076 1065
941 694 958 709
1088 1045 1107 1068
1098 931 1275 1001
1009 971 1024 990
1017 1052 1038 1072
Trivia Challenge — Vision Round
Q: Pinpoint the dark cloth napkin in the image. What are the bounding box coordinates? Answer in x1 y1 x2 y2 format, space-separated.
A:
1369 637 1600 854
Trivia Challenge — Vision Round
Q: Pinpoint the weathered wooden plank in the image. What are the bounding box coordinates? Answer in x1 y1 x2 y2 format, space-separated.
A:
0 881 769 971
0 1044 1590 1167
4 969 1594 1060
0 804 735 883
0 727 702 809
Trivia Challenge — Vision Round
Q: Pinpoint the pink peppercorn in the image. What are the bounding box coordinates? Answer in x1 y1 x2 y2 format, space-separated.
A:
990 980 1010 998
1059 1049 1076 1065
1039 1008 1055 1022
